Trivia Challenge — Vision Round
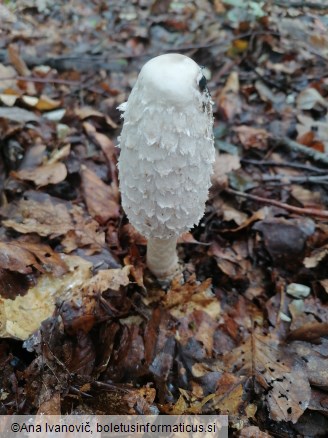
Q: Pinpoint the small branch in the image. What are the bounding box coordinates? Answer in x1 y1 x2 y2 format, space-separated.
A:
225 188 328 219
0 74 81 86
260 174 328 185
241 159 325 174
274 0 328 10
274 137 328 165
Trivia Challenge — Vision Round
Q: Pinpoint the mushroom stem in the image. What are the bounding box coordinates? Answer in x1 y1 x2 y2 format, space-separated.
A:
146 237 179 280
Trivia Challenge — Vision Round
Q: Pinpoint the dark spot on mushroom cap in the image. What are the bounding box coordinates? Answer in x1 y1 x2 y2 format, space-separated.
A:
198 75 207 92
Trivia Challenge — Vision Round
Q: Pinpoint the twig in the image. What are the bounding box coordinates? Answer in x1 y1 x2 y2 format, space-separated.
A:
260 174 328 184
241 159 325 174
224 188 328 219
274 137 328 165
0 74 81 86
274 0 328 10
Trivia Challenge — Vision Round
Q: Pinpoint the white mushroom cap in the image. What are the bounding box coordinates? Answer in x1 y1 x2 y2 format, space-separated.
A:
118 53 215 240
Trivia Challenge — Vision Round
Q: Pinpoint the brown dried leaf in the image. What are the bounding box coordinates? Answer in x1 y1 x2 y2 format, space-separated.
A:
303 244 328 268
216 71 241 120
12 162 67 187
289 341 328 387
210 373 245 415
1 196 73 237
288 322 328 342
75 106 117 128
0 268 30 299
37 392 61 415
224 332 311 423
0 240 67 277
163 277 220 356
235 125 269 150
211 152 240 187
83 121 116 161
81 165 120 224
61 205 105 254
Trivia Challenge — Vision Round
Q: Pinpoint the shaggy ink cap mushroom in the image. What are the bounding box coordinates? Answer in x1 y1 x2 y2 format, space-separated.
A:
118 53 215 281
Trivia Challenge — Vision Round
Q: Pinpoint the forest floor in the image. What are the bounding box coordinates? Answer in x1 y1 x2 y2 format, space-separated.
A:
0 1 328 436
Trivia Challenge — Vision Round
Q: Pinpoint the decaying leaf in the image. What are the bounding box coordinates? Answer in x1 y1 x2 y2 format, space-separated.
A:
224 331 311 423
0 240 67 276
1 195 73 237
235 125 269 150
216 71 241 120
303 244 328 268
0 255 92 340
81 165 120 224
61 205 106 254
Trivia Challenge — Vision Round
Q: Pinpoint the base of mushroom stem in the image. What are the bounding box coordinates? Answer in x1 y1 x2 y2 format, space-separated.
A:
146 236 181 283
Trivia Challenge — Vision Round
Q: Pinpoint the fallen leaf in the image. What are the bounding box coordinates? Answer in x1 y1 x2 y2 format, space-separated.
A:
211 152 240 187
75 106 117 128
289 341 328 387
235 125 269 150
81 165 120 224
61 205 105 254
209 373 245 415
224 331 311 423
0 255 92 340
0 240 67 277
12 162 67 187
1 194 73 237
0 106 40 123
86 265 130 292
216 71 241 121
297 87 328 110
303 244 328 268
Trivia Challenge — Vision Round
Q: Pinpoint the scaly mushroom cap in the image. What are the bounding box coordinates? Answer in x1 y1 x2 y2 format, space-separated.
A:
118 53 215 239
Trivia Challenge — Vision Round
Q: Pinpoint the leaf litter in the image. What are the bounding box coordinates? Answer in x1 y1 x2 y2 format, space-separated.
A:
0 1 328 436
